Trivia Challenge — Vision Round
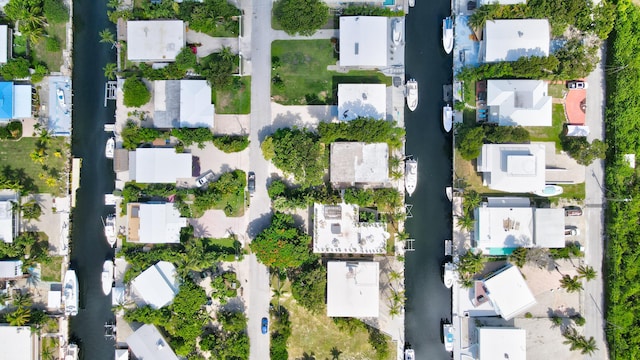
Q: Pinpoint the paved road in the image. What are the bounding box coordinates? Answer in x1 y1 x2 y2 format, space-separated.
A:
583 44 608 360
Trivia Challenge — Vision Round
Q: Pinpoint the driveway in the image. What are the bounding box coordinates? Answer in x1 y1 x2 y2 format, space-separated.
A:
186 30 239 58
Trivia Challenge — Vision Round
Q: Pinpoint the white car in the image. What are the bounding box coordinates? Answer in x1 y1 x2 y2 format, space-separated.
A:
196 170 214 188
567 81 588 90
565 226 580 237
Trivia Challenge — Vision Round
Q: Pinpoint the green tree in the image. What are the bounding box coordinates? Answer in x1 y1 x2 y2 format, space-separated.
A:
44 0 69 23
274 0 329 36
456 125 485 160
122 77 151 107
291 264 326 313
576 265 596 281
467 3 500 30
267 128 324 187
6 306 30 326
99 28 115 45
120 120 162 149
560 275 583 293
103 62 118 80
509 247 528 268
457 251 484 284
250 212 313 270
21 199 42 220
561 137 607 165
0 58 31 80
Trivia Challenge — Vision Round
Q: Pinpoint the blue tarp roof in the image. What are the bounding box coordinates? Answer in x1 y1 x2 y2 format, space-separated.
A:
0 82 13 121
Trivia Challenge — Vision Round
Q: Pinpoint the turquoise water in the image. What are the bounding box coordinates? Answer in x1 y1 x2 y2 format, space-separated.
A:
489 247 516 256
384 0 395 5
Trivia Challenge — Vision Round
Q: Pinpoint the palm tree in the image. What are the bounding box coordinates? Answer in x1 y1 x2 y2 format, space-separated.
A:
462 190 482 213
560 275 583 293
388 301 402 318
388 270 402 282
579 336 598 355
577 265 597 281
467 3 500 31
107 0 122 9
389 156 401 170
457 250 484 280
13 292 32 309
390 289 406 305
457 213 475 231
6 306 30 326
562 327 581 351
99 28 115 45
103 62 118 80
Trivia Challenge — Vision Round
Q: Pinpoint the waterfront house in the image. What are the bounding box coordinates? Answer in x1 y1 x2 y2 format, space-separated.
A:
326 261 379 318
313 203 389 255
126 202 187 244
485 80 552 126
0 82 31 122
476 143 546 193
126 20 185 63
481 265 536 320
152 80 215 128
337 83 387 121
130 261 179 309
0 260 22 279
339 16 388 68
0 325 36 360
474 197 565 255
128 148 192 184
0 191 19 243
482 19 550 63
0 25 12 65
330 142 389 188
477 327 526 360
127 324 179 360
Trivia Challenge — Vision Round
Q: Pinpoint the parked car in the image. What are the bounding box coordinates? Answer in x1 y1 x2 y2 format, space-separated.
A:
196 170 214 188
565 226 580 237
248 172 256 194
567 80 588 90
261 317 268 334
564 206 583 216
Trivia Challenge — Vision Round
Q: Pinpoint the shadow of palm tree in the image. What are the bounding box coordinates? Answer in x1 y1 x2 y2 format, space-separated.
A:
330 346 342 359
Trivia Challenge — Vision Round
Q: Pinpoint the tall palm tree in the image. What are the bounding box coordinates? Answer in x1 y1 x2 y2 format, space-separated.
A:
457 213 475 231
467 3 500 30
388 301 402 318
99 29 115 44
13 292 32 309
579 336 598 355
103 62 118 80
562 327 581 351
577 265 597 281
560 275 583 293
6 306 30 326
388 270 402 282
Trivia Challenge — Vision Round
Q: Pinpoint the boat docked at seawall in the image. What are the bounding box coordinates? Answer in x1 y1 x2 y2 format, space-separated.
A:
442 104 453 133
442 17 454 54
404 348 415 360
443 322 454 352
405 157 418 196
104 214 117 247
105 137 115 159
534 185 564 197
392 19 402 46
406 79 418 111
409 0 415 7
65 344 78 360
63 270 78 316
101 260 114 295
443 262 456 288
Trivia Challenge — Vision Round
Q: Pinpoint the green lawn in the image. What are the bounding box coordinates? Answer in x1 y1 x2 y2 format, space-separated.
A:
527 103 566 150
213 76 251 114
41 256 63 282
13 35 26 57
271 40 392 105
463 80 476 106
33 22 66 72
559 183 585 201
548 84 567 99
0 137 69 195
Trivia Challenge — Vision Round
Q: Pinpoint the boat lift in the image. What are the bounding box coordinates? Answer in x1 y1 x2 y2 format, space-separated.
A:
405 204 413 218
404 239 415 252
104 81 117 107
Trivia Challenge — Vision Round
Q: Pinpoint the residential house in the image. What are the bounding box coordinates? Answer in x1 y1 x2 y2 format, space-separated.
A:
486 80 552 126
130 261 179 309
340 16 388 68
126 20 185 63
476 143 546 193
128 148 192 184
153 80 215 128
0 325 36 360
326 261 379 318
337 83 387 121
127 324 179 360
480 265 536 320
0 25 12 65
0 260 22 279
0 191 18 243
126 202 187 244
483 19 550 63
477 327 526 360
0 82 31 122
330 142 389 188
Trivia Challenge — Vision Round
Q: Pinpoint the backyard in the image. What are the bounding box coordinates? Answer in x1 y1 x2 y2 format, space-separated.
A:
33 22 66 73
41 256 63 282
213 76 251 114
271 40 392 105
527 103 566 150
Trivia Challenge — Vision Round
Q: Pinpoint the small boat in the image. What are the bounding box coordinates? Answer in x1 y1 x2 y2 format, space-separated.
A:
534 185 564 197
442 104 453 133
57 88 66 108
406 79 418 111
101 260 114 295
445 186 453 201
442 17 454 54
63 270 78 316
105 137 115 159
404 348 415 360
443 262 456 289
104 214 117 247
409 0 415 7
443 322 454 352
405 157 418 196
392 19 402 46
65 344 78 360
445 239 452 256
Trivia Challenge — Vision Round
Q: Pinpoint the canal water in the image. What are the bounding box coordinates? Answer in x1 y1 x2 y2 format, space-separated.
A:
69 0 117 358
404 0 454 358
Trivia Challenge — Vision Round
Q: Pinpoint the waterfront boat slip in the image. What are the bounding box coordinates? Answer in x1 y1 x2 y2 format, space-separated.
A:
406 79 418 111
405 157 418 196
442 17 454 54
63 270 78 316
101 260 114 295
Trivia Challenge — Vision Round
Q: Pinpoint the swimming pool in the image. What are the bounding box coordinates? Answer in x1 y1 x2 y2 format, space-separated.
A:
384 0 395 5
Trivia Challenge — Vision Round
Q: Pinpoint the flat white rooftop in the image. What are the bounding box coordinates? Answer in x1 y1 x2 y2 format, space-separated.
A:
327 261 379 318
134 203 187 244
484 265 536 320
340 16 388 67
486 80 552 127
330 142 389 187
338 83 387 121
127 20 185 62
483 19 549 62
129 148 192 184
478 327 526 360
476 143 546 193
0 325 34 360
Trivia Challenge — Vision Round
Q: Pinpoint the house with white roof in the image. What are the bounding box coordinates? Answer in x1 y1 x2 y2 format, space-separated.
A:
474 197 565 255
327 261 379 318
126 203 187 244
0 191 18 243
340 16 388 68
477 327 526 360
476 143 546 193
130 261 179 309
486 80 552 126
0 260 22 279
0 25 12 65
483 19 550 62
153 80 214 128
313 203 389 254
330 142 389 188
337 83 387 121
0 325 36 360
129 148 192 184
127 20 185 62
127 324 178 360
482 265 536 320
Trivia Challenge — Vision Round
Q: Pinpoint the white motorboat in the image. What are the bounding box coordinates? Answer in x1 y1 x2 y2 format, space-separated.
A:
445 186 453 201
104 214 117 247
443 323 454 352
392 19 402 46
405 158 418 196
57 88 66 108
442 17 454 54
404 348 415 360
409 0 415 7
65 344 78 360
443 262 456 289
101 260 114 295
63 270 78 316
442 104 453 133
406 79 418 111
534 185 564 197
105 137 115 159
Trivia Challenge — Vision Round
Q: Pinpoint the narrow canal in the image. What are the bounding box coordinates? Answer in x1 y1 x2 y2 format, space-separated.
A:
404 0 454 358
69 0 117 357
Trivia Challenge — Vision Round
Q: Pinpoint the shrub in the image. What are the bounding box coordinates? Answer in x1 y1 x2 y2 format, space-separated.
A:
171 128 215 149
561 136 607 166
174 46 197 71
212 135 250 153
44 0 69 23
122 77 150 108
0 58 30 80
45 37 61 52
456 125 485 160
273 0 329 36
120 121 161 150
0 121 22 139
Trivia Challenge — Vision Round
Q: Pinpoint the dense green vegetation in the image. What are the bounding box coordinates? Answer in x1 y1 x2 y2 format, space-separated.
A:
342 4 404 16
200 309 249 359
120 121 220 150
455 124 530 160
318 118 406 150
270 306 292 360
0 232 51 270
290 262 326 313
604 2 640 359
250 212 315 270
122 77 151 107
0 122 23 140
212 135 250 153
273 0 329 36
262 128 325 187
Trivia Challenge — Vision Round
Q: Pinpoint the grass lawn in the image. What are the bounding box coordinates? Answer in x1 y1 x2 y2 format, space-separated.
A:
41 256 63 282
33 22 66 72
463 80 475 106
271 40 392 105
0 137 69 195
213 76 251 114
527 103 566 150
454 150 485 193
560 183 586 201
13 35 26 57
548 84 567 99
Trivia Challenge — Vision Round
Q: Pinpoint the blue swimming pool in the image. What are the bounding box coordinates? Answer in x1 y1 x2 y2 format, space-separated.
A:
384 0 395 5
489 247 516 256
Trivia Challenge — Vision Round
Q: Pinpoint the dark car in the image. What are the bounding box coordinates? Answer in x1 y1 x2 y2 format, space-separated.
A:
564 206 583 216
567 80 588 90
248 172 256 193
261 317 268 334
